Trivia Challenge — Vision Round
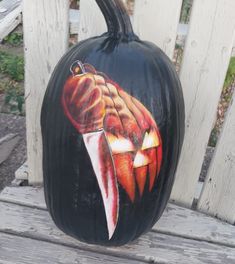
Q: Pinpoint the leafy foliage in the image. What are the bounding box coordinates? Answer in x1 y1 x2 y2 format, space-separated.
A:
0 80 24 114
209 57 235 147
3 32 23 46
180 0 193 23
224 57 235 89
0 51 24 114
0 51 24 81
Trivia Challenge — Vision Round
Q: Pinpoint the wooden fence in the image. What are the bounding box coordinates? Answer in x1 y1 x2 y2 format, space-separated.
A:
23 0 235 224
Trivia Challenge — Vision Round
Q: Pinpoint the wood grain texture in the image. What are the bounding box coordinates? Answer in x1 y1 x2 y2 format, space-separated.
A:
0 134 20 164
0 1 22 41
23 0 69 184
0 187 46 209
78 0 128 41
15 162 28 180
198 94 235 224
1 187 235 248
171 0 235 206
78 0 107 41
133 0 183 59
0 233 141 264
0 0 21 20
0 200 235 264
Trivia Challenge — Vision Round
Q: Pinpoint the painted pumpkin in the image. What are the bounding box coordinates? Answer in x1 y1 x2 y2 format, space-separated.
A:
41 0 185 246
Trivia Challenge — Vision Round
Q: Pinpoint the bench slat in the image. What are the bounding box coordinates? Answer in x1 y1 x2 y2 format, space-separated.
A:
0 200 235 264
0 232 142 264
1 187 235 248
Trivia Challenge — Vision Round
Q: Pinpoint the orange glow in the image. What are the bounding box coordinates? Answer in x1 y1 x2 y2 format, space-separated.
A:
113 153 135 202
106 133 135 154
141 130 160 150
74 67 81 74
135 166 147 197
133 151 149 168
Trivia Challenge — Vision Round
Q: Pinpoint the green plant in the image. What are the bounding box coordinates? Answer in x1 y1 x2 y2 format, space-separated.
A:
180 0 193 23
0 51 24 81
209 57 235 147
4 81 24 114
224 57 235 89
3 32 23 46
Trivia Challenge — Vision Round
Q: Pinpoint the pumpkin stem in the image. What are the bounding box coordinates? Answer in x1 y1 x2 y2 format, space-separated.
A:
95 0 138 40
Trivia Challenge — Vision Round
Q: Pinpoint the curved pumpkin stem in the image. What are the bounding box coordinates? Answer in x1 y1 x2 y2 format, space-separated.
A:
95 0 138 40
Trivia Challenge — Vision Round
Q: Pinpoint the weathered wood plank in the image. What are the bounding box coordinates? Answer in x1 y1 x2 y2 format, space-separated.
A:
0 134 20 164
0 1 22 42
1 187 235 248
0 201 234 264
78 0 128 41
23 0 69 184
0 187 46 209
0 233 141 264
133 0 183 59
198 94 235 224
171 0 235 206
0 0 21 18
156 203 235 247
15 162 28 180
78 0 106 41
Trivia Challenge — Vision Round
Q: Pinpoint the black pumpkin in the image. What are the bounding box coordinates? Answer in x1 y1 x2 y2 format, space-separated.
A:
41 0 185 246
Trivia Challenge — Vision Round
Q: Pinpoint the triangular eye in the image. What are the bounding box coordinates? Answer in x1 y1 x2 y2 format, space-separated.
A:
141 130 160 150
106 133 135 154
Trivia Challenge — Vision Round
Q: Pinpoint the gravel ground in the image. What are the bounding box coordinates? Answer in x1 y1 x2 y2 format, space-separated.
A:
0 113 26 190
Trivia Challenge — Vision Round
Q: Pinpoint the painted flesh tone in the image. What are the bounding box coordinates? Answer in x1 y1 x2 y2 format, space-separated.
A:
62 62 162 239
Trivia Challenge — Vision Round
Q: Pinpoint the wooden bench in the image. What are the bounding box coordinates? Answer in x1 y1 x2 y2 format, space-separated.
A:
1 0 235 263
0 186 235 263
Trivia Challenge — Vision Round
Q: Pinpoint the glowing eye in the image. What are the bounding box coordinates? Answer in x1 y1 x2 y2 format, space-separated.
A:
133 151 150 168
142 130 160 150
106 133 135 154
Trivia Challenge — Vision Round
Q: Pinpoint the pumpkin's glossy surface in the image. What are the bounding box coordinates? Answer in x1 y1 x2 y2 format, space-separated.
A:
41 0 185 246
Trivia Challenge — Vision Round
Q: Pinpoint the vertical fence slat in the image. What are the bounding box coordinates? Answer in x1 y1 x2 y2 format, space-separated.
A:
197 94 235 224
78 0 106 41
24 0 69 184
171 0 235 206
133 0 183 59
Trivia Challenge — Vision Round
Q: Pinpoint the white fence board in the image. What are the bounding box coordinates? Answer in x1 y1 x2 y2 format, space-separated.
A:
78 0 107 41
171 0 235 207
133 0 183 59
24 0 69 184
78 0 131 41
198 95 235 224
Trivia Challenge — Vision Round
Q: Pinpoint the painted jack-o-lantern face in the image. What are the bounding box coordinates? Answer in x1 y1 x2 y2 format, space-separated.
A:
62 61 162 239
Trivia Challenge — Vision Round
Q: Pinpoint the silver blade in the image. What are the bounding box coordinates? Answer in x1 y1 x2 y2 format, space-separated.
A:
83 130 119 239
